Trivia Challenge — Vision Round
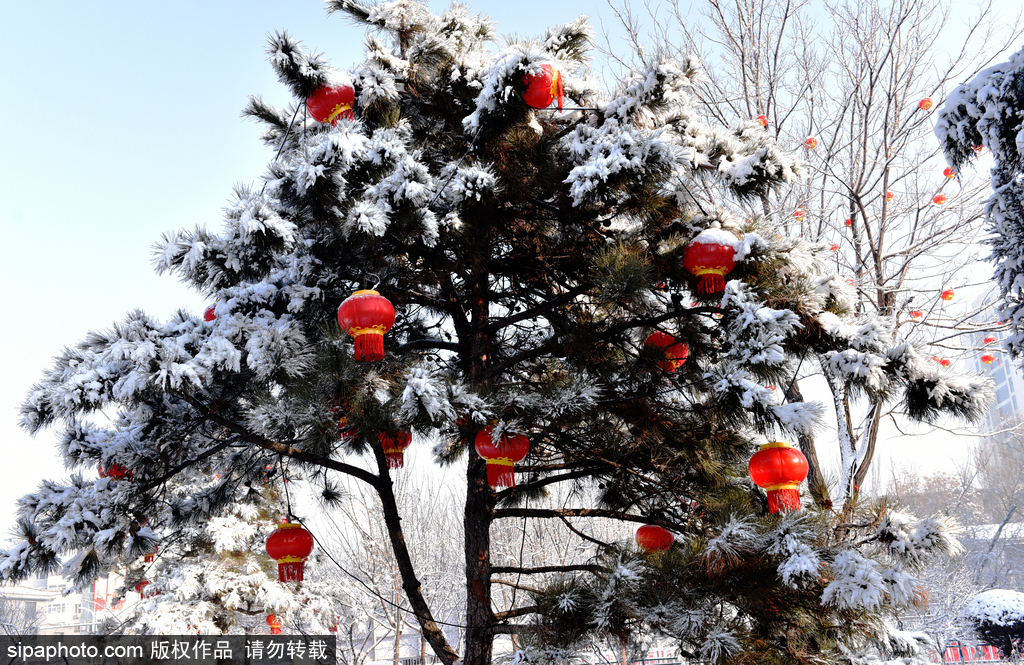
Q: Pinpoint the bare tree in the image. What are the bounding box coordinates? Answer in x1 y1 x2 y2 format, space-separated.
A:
606 0 1022 509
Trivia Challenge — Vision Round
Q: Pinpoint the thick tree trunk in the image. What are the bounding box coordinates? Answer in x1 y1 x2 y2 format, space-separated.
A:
851 401 883 496
785 380 832 509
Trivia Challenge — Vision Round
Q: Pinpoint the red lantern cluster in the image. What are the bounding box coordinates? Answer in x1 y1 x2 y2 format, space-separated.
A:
682 230 738 295
306 84 355 126
474 426 530 488
635 524 674 552
981 353 996 364
645 331 689 372
919 98 933 111
804 137 818 149
378 431 412 469
337 290 396 362
265 522 315 583
523 64 563 111
748 442 808 514
267 614 283 635
941 288 954 301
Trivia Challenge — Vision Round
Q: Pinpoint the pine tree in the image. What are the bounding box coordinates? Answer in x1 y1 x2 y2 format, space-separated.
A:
1 2 995 663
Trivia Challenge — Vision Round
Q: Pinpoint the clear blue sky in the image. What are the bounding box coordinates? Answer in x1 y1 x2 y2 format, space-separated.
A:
1 0 1021 535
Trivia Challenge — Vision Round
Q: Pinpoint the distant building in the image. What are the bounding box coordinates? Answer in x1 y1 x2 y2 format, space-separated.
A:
0 568 140 635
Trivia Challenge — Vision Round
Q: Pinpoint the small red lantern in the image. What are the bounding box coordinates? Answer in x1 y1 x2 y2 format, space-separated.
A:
337 290 396 362
134 580 150 595
767 385 776 391
644 331 689 372
886 191 894 202
635 525 674 552
973 144 984 154
748 441 808 514
981 353 996 364
844 218 852 227
338 415 358 441
306 84 355 126
265 522 315 583
804 137 818 149
378 431 412 469
830 243 839 252
940 358 951 367
919 98 933 111
682 230 738 295
267 614 283 635
933 194 947 205
984 335 997 344
931 355 941 362
474 426 530 488
793 208 805 222
941 288 954 301
943 166 956 178
144 547 158 563
204 305 216 322
523 64 563 111
756 115 769 127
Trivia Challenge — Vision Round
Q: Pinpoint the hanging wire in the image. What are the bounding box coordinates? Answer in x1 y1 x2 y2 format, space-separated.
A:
258 103 304 197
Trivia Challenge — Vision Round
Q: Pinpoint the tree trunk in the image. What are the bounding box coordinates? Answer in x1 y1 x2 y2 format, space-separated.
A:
851 401 883 495
785 380 831 509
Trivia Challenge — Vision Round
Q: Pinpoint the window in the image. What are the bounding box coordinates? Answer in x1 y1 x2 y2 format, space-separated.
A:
48 602 65 614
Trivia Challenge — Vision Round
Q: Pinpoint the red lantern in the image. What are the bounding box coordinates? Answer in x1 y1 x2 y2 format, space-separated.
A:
204 305 216 322
337 415 358 441
337 290 396 362
474 426 530 488
144 547 158 563
981 353 996 364
933 194 947 205
910 310 923 319
973 144 984 154
644 331 689 372
943 166 956 178
886 191 894 202
748 441 808 514
984 335 997 344
844 218 852 227
931 355 941 362
306 84 355 126
377 431 412 469
804 137 818 149
265 522 315 583
267 614 283 635
940 358 951 367
756 115 769 127
682 230 738 295
134 580 149 595
830 243 839 252
635 525 674 552
919 98 933 111
793 209 805 222
523 64 563 111
941 288 954 301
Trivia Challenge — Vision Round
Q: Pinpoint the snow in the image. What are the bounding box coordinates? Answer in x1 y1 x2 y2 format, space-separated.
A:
963 589 1024 626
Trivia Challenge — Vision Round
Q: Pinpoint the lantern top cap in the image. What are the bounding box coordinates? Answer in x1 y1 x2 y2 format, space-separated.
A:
759 441 795 450
351 289 381 296
276 522 303 530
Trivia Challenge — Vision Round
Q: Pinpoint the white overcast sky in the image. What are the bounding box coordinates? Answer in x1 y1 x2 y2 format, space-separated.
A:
0 0 1020 535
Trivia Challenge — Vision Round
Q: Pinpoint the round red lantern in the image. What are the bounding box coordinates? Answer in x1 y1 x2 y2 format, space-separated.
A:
943 166 956 178
984 334 997 345
645 331 689 372
98 462 131 481
940 358 951 367
265 522 315 583
523 64 563 111
844 218 852 227
756 115 769 127
793 209 805 222
474 426 530 489
804 137 818 149
830 243 839 252
134 580 150 595
267 614 283 635
144 547 158 563
378 431 412 469
931 355 941 362
306 84 355 126
941 288 954 301
337 290 396 362
748 441 808 514
682 229 738 295
204 305 216 322
635 524 674 552
337 415 358 441
933 194 947 205
910 310 923 319
981 353 996 364
919 98 933 111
